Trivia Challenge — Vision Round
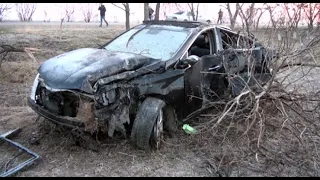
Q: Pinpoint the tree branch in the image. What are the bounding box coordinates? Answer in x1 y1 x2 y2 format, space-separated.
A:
0 44 40 64
112 3 125 11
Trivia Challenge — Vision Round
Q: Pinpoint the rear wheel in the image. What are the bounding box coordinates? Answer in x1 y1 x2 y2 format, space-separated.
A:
130 97 166 150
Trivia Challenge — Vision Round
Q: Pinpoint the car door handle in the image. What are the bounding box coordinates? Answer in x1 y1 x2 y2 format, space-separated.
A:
208 63 222 71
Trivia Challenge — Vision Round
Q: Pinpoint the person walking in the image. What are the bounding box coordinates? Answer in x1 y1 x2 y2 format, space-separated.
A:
98 4 108 27
148 6 154 21
217 9 223 24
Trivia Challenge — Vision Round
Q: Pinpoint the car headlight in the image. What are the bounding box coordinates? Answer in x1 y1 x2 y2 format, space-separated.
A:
30 73 40 101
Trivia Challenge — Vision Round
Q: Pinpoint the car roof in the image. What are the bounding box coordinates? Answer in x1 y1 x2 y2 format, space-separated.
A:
142 20 232 31
174 11 185 13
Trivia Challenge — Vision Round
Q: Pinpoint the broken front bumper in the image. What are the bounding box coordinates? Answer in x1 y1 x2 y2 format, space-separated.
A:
27 98 85 130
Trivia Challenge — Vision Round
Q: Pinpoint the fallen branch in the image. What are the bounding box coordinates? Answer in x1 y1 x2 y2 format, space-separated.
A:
0 44 40 67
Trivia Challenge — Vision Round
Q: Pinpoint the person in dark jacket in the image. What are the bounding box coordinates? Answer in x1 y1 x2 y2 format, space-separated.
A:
98 4 108 27
148 6 154 21
217 9 223 24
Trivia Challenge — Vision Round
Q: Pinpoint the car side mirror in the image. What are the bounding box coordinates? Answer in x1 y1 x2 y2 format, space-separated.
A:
182 55 199 65
177 55 199 69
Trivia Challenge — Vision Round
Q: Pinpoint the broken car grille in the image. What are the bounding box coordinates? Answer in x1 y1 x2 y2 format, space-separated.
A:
37 86 80 117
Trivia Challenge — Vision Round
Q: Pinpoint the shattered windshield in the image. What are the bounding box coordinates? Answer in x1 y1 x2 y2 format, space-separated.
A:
104 25 191 60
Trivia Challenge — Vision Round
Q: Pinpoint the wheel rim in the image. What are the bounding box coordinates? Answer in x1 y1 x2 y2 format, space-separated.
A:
152 109 164 149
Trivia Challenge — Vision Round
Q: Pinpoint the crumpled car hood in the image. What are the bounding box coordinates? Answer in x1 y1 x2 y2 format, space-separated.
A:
38 48 159 93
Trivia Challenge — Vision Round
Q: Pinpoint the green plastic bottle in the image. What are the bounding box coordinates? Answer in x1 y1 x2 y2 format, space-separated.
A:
182 124 198 134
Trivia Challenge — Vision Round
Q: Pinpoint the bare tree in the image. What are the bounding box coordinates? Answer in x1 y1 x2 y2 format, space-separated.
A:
253 5 267 31
0 4 12 22
144 3 149 21
15 3 37 22
154 3 161 20
64 4 75 22
301 3 320 31
282 3 304 30
42 4 51 22
265 4 280 29
238 3 256 32
317 4 320 27
81 3 95 23
175 3 182 11
222 3 243 29
162 3 174 19
161 3 170 17
43 9 51 22
187 3 200 21
56 5 66 29
162 3 181 19
112 3 130 30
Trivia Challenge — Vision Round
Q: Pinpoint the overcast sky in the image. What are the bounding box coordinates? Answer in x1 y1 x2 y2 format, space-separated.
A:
2 3 280 24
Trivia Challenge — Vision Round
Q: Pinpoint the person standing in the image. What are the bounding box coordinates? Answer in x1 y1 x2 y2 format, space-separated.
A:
148 6 154 21
98 4 108 27
217 9 223 24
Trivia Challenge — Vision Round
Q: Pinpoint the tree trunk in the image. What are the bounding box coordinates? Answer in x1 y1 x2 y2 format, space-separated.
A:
308 19 314 31
226 3 241 29
230 20 236 29
195 3 199 21
187 3 196 21
144 3 149 21
155 3 160 20
255 10 264 31
60 18 64 30
248 3 255 28
269 11 276 28
125 3 130 30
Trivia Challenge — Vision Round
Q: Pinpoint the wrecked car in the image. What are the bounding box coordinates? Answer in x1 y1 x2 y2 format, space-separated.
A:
28 21 276 150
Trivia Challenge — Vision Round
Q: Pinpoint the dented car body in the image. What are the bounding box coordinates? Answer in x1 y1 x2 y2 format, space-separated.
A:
28 21 276 150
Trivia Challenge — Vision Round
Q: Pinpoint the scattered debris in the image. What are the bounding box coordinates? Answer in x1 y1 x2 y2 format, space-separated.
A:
0 128 40 177
183 124 198 134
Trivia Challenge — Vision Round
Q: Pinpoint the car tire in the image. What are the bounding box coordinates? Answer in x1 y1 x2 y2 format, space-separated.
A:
130 97 166 151
206 20 211 24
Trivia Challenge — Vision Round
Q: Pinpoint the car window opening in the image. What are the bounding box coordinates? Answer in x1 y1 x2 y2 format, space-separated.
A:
188 31 211 58
220 29 253 50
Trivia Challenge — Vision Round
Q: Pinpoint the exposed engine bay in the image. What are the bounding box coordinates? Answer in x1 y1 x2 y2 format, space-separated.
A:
35 84 138 137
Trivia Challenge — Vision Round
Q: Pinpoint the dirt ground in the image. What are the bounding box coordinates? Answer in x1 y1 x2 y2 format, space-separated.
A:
0 22 319 177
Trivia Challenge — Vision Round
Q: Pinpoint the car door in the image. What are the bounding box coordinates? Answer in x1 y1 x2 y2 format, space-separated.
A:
216 27 271 95
216 28 248 73
183 28 226 116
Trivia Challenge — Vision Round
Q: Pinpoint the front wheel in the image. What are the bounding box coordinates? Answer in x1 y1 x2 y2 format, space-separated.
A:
130 97 166 150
